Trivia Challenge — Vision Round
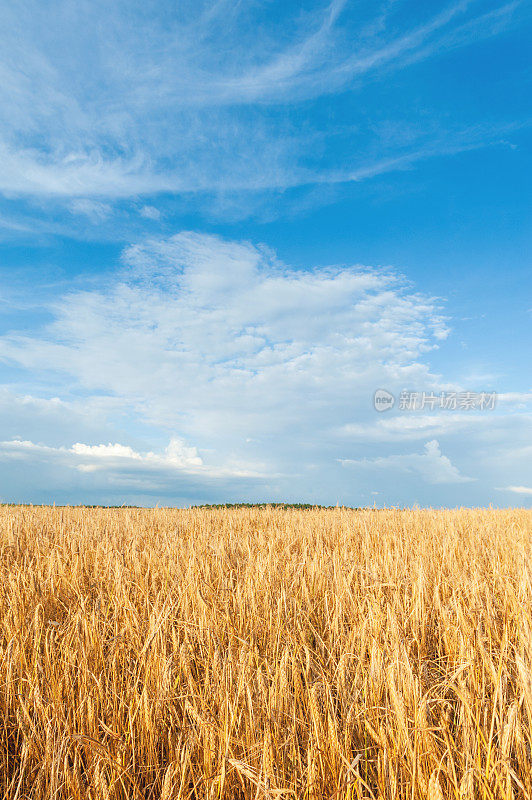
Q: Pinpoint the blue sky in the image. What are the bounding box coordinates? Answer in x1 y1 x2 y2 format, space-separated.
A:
0 0 531 506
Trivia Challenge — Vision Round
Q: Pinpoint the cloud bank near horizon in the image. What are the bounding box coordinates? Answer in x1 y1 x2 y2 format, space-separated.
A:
0 231 530 505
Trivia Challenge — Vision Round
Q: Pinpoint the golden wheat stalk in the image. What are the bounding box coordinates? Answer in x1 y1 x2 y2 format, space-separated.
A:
0 506 530 799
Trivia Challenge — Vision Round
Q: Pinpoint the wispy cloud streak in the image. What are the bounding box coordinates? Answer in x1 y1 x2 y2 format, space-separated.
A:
0 0 526 201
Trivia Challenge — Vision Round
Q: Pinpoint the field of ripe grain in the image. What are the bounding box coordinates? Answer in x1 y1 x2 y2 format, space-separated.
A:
1 506 532 800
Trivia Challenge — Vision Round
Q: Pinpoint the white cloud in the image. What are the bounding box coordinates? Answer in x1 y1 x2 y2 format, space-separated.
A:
340 411 493 442
0 232 448 441
497 485 532 496
71 438 203 471
0 387 125 443
139 205 161 220
0 131 510 199
0 231 456 501
340 439 474 484
497 392 532 406
0 0 524 200
70 198 113 221
0 436 260 480
0 231 529 505
71 442 143 462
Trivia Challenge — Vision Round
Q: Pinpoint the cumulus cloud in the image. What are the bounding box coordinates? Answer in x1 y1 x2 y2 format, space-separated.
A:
340 411 499 442
0 436 261 479
0 231 529 505
340 439 474 484
0 232 448 446
497 485 532 496
70 438 206 472
0 388 125 445
0 230 458 502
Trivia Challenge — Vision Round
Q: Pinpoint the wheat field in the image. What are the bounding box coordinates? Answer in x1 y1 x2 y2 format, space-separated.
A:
1 505 532 799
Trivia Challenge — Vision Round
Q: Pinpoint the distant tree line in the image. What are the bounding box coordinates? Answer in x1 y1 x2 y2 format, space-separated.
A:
193 502 367 510
0 502 371 510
